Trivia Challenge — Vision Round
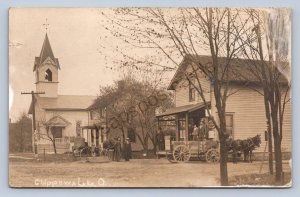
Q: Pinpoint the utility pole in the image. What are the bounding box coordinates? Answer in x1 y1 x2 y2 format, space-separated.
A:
21 91 45 158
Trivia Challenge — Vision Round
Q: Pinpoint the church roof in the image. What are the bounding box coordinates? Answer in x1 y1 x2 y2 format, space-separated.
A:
33 33 60 71
28 95 97 114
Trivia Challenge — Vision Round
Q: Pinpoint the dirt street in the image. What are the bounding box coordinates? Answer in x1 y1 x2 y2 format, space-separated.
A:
9 154 291 187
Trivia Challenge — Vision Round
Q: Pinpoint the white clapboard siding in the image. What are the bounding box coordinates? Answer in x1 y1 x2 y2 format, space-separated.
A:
213 85 292 153
175 67 211 107
173 63 291 154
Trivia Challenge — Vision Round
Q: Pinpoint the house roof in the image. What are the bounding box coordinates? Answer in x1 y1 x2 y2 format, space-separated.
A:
28 95 97 114
44 115 71 127
156 102 208 117
167 55 289 90
33 33 60 71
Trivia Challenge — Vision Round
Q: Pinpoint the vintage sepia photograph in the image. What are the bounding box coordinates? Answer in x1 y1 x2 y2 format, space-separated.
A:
9 8 291 187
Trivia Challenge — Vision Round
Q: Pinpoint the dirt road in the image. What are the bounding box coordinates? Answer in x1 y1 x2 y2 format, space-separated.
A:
9 155 291 187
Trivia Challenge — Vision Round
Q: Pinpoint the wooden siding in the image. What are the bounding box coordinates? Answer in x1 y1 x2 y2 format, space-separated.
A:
34 102 90 147
175 64 211 107
172 62 291 154
211 85 291 153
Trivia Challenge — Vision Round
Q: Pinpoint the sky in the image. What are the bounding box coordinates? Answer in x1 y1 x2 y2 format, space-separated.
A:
9 8 130 121
9 8 291 122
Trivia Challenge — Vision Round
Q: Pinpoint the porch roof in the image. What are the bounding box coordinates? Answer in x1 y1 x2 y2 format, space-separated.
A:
44 115 71 127
156 102 209 117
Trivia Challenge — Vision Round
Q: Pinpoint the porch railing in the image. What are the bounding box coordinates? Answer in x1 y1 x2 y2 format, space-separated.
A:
55 138 69 144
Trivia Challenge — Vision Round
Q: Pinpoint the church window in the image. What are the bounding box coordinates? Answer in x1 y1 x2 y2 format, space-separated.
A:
45 69 52 81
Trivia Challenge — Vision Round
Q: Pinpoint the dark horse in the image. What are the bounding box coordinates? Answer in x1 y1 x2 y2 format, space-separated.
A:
103 138 117 150
226 134 261 163
103 137 122 161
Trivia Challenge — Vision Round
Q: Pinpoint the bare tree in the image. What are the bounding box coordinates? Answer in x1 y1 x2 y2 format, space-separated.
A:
91 74 173 153
237 8 291 183
101 8 252 185
37 115 59 154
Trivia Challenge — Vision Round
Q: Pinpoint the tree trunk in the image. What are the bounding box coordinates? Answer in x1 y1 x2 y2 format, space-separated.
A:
274 137 283 184
268 125 274 174
219 136 228 186
153 139 157 153
273 128 283 184
264 96 274 174
121 127 126 145
214 83 229 186
52 139 57 154
218 113 229 186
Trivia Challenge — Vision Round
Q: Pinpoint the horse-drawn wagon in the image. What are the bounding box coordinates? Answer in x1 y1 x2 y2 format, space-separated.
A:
166 139 220 163
72 137 92 158
72 136 115 159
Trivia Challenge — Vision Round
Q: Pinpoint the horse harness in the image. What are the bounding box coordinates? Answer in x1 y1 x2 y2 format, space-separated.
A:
226 137 257 155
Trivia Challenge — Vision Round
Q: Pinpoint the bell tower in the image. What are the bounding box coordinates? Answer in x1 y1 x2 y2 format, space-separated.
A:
33 33 60 98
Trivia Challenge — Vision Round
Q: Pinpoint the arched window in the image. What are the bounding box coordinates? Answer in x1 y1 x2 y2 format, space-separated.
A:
45 69 52 81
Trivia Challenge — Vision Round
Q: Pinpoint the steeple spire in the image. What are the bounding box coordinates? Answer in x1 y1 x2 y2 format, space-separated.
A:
39 33 55 63
33 33 60 71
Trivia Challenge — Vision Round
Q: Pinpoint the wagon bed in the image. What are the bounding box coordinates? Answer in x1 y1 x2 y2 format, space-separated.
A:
164 140 220 163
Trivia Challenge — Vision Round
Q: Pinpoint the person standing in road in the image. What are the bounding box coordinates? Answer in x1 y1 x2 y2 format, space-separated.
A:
156 127 165 151
123 137 132 161
113 137 122 162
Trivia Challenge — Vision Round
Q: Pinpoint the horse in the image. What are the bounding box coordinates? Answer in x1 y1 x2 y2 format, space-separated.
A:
242 134 261 162
226 134 261 163
103 138 117 150
102 137 122 161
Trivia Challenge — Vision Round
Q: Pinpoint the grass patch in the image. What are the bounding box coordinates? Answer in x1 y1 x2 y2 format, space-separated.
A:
229 172 291 186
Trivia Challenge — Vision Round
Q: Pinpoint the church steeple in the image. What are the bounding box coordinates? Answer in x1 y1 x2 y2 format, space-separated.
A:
34 33 60 98
33 33 60 71
39 33 55 64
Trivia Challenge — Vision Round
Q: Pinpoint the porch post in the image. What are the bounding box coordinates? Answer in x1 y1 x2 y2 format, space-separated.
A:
92 129 96 145
96 129 99 148
103 126 107 141
185 113 189 141
175 115 179 141
87 129 90 145
99 128 103 143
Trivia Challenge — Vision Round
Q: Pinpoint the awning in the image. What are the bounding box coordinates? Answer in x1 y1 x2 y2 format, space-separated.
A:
44 115 71 127
81 122 106 129
156 102 209 117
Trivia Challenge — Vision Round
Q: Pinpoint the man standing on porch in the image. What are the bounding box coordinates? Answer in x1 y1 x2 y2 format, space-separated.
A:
192 125 199 141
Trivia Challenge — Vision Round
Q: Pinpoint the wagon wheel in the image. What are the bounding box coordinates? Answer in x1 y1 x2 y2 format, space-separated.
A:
205 148 220 163
173 145 191 162
166 153 177 163
72 149 80 159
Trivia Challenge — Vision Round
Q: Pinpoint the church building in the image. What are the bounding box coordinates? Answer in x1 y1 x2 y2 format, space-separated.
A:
28 33 105 154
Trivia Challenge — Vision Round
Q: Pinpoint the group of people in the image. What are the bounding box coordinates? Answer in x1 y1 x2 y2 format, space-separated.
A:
191 119 215 141
112 137 132 162
191 122 207 141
